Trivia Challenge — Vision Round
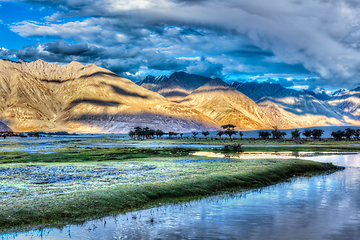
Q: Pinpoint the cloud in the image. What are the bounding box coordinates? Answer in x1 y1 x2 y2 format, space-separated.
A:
44 40 105 56
145 51 188 71
14 41 106 62
265 78 294 87
0 47 12 57
6 0 360 88
186 57 223 78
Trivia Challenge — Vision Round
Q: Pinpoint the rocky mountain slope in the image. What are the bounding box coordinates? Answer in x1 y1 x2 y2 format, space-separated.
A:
179 79 273 130
230 81 351 129
4 58 359 133
0 121 12 132
140 72 360 129
0 59 218 133
328 87 360 120
140 72 274 130
138 72 212 101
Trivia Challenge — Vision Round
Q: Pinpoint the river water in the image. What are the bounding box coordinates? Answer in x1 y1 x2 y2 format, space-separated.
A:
2 153 360 240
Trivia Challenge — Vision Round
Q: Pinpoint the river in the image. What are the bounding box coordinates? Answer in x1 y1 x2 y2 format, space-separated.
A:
2 153 360 240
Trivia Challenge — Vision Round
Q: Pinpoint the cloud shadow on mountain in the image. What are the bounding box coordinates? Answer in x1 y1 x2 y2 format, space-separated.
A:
82 71 120 79
161 91 189 98
109 85 149 99
69 112 218 132
66 99 122 111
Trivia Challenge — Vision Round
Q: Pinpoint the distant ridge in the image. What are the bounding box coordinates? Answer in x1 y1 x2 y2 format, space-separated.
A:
2 59 359 133
139 72 213 101
230 81 352 128
179 78 273 129
0 59 219 133
0 121 12 132
139 73 360 129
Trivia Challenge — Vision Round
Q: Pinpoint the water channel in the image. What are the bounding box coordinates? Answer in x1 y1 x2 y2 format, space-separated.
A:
2 153 360 240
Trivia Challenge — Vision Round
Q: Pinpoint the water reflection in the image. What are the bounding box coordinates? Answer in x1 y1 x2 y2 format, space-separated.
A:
2 154 360 240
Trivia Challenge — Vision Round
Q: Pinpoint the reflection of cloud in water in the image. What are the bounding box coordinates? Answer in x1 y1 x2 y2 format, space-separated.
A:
303 153 360 168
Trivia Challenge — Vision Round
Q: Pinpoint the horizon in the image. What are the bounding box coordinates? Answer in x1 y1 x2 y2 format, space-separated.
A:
1 1 360 91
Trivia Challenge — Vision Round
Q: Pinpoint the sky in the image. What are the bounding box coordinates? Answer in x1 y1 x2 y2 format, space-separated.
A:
1 0 360 90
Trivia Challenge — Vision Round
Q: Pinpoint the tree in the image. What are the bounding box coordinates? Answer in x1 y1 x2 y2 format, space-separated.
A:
303 129 312 139
168 132 178 139
272 129 286 139
291 129 301 140
238 131 244 139
192 132 198 139
331 130 345 141
354 129 360 140
312 129 324 139
155 129 165 139
148 129 156 139
217 131 224 139
221 124 236 131
134 126 142 140
221 124 236 140
128 130 135 139
344 128 355 140
180 133 183 139
201 131 210 139
225 130 236 140
258 131 271 139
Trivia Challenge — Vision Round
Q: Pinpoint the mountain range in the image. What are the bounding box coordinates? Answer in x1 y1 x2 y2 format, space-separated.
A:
139 72 360 130
0 59 359 133
0 59 218 133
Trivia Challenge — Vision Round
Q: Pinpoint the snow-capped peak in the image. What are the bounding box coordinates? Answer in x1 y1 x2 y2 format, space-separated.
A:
313 87 333 97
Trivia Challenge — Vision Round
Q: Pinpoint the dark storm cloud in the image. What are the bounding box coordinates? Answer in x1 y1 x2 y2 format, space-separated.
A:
7 0 360 88
13 41 141 67
44 40 105 56
15 41 106 62
187 57 224 78
145 51 188 71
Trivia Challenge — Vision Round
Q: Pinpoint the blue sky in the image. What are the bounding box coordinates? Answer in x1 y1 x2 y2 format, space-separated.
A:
1 0 360 91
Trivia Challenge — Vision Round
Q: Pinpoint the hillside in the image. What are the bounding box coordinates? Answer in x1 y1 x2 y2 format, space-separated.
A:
328 87 360 120
179 79 272 130
0 121 12 132
139 72 212 101
0 59 218 133
231 81 351 129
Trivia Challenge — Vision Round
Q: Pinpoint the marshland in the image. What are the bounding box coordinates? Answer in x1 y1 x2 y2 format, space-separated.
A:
1 128 359 239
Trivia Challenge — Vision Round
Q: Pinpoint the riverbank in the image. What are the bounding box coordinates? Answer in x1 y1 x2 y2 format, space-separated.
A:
0 149 339 233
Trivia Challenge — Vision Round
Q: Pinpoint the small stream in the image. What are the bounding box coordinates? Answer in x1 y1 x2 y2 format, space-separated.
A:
2 153 360 240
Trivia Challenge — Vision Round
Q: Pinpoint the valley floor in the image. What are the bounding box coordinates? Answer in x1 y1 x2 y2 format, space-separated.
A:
0 137 351 233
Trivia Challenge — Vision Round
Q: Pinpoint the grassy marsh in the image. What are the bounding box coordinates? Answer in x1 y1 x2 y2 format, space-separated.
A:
0 137 352 233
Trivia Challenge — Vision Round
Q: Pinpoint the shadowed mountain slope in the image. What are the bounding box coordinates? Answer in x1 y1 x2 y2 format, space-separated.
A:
231 81 351 129
139 72 213 101
328 87 360 120
0 121 12 132
179 79 273 130
0 60 218 133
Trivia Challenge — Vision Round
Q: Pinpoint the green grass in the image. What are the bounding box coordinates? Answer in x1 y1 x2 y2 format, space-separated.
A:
0 139 352 233
121 137 360 146
0 155 339 232
0 147 192 164
241 145 360 152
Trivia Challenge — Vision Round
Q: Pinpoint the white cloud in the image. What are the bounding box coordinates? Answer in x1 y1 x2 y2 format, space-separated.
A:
8 0 360 87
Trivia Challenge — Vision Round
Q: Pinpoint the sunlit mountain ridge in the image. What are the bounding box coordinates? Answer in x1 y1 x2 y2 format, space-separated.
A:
0 59 359 133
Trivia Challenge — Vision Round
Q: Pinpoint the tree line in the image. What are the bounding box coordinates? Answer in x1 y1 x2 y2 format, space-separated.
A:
257 128 325 140
129 126 360 141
